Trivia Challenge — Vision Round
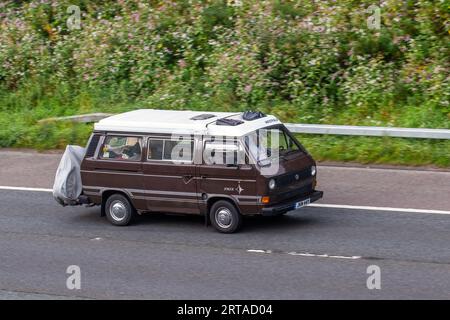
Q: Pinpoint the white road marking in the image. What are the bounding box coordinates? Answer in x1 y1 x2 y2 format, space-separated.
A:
308 203 450 215
247 249 361 260
319 165 450 174
0 186 53 192
287 252 361 260
247 249 271 254
1 185 450 215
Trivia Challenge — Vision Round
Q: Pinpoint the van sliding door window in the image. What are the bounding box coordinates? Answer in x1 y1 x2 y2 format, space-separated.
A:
147 138 193 162
147 139 164 160
163 140 193 162
100 136 142 161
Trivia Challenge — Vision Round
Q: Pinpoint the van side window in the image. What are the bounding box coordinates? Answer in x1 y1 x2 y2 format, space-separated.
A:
148 138 193 162
163 140 193 162
100 136 142 161
204 140 245 166
85 134 101 158
148 139 164 160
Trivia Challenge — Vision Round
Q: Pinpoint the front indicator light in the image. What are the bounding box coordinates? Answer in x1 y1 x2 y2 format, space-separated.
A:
261 196 270 204
311 165 317 176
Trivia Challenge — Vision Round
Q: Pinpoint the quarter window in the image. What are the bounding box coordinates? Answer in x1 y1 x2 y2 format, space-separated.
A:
100 136 142 161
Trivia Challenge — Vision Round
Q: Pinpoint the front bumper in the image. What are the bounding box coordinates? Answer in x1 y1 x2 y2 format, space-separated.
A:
261 190 323 216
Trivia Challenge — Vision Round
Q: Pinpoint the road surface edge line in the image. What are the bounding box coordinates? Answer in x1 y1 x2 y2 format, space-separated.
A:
309 203 450 215
1 186 449 215
0 186 53 192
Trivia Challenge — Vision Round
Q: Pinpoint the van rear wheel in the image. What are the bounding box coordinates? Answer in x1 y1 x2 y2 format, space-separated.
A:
209 200 242 233
105 194 135 226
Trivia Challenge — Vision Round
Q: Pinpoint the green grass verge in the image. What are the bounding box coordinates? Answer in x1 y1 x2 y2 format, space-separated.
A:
0 83 448 167
297 134 450 168
1 114 448 168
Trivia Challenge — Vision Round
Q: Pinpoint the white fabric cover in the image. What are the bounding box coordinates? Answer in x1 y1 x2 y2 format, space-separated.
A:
53 145 85 206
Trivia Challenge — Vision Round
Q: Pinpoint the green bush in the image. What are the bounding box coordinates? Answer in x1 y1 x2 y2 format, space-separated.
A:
0 0 448 166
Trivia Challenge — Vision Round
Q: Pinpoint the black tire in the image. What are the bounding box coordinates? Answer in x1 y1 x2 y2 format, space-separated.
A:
209 200 242 233
104 194 136 226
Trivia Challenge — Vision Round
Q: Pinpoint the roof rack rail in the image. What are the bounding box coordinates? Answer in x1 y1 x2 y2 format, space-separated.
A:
216 118 244 126
242 111 266 121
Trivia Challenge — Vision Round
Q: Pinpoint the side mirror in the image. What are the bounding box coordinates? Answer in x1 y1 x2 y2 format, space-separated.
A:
257 159 271 167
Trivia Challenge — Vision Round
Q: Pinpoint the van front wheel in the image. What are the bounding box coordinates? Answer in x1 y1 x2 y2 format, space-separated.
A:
210 200 242 233
105 194 135 226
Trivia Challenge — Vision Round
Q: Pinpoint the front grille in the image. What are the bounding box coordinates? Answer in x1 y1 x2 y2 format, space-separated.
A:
283 183 313 200
277 167 311 187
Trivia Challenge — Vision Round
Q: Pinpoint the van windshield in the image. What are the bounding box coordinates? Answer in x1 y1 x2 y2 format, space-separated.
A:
244 126 303 166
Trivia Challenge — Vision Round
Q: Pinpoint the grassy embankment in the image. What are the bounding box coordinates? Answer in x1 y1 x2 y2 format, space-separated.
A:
0 1 448 166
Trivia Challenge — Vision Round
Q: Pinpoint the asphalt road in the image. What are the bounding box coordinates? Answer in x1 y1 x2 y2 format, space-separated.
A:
0 149 449 299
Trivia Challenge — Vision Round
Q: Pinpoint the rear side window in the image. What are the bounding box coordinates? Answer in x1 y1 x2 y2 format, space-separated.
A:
148 138 193 162
85 134 100 158
100 136 142 161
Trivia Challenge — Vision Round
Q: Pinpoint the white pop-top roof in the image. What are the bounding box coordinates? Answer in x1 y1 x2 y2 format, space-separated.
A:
94 109 281 137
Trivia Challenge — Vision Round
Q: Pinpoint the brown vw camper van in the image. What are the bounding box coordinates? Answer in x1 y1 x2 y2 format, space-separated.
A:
73 109 322 233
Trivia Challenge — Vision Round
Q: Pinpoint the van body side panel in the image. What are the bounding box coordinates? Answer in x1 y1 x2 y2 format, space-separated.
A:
197 165 259 215
142 162 199 214
80 137 147 211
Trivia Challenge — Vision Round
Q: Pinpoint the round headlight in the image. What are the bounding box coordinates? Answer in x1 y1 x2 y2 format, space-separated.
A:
268 179 276 190
311 165 317 176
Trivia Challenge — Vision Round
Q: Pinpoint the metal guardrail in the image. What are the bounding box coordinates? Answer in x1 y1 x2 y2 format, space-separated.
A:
38 113 113 124
38 113 450 139
285 123 450 139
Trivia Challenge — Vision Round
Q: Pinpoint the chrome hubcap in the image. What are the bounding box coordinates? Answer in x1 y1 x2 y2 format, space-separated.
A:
110 200 127 221
216 207 233 228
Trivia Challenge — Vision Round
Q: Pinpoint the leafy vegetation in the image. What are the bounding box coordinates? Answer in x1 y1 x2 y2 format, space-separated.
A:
0 0 448 166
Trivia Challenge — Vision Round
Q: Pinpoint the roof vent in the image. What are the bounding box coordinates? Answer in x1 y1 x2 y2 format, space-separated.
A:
190 114 216 120
242 111 266 121
215 118 244 126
